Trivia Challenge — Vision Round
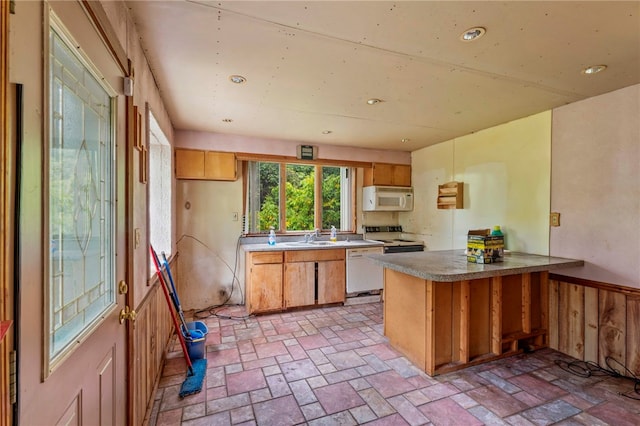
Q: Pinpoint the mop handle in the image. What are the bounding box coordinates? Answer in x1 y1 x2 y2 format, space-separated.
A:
150 245 193 374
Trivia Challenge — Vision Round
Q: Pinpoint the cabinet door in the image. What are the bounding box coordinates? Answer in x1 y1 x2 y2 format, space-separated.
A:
204 151 237 181
249 263 283 312
317 260 345 304
364 163 412 186
392 164 412 186
175 149 205 179
284 262 316 308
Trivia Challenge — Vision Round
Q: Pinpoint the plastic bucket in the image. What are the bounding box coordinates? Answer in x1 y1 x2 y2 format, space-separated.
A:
183 321 208 361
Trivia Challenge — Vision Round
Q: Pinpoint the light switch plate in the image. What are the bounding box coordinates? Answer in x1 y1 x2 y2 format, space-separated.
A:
550 212 561 227
134 228 141 248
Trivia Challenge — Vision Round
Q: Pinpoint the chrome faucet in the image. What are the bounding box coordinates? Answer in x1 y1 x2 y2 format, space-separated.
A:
304 228 321 243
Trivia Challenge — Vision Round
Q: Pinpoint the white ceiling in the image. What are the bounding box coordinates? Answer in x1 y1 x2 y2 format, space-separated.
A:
127 1 640 152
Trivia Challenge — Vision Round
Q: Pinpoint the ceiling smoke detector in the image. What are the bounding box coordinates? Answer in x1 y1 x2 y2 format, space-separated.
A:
460 27 486 42
581 65 607 75
229 75 246 84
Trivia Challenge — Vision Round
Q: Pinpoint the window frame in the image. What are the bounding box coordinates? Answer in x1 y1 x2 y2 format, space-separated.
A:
245 160 356 235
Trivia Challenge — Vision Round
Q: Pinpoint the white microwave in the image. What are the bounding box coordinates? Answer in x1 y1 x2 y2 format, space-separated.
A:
362 186 414 212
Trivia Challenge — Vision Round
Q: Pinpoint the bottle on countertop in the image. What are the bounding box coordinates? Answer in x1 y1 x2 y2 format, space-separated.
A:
268 227 277 246
491 226 503 236
330 226 337 242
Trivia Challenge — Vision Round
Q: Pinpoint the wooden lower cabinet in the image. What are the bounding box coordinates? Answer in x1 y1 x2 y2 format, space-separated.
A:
284 262 315 308
384 268 549 376
246 249 346 314
284 249 346 308
318 260 345 304
246 251 283 313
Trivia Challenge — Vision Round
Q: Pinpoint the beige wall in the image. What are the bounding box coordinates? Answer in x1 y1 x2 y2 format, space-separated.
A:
176 179 244 309
403 111 552 254
176 130 412 164
550 84 640 288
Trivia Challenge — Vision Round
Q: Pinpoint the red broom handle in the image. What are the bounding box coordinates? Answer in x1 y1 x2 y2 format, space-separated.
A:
150 245 193 374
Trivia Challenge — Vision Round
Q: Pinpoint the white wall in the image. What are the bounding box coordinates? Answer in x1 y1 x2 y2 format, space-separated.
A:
403 111 552 254
550 84 640 288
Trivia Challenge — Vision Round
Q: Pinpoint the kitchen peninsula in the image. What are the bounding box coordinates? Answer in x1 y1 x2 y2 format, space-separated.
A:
369 250 583 376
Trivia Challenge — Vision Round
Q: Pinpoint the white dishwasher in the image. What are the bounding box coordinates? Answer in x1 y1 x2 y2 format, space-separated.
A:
346 246 384 294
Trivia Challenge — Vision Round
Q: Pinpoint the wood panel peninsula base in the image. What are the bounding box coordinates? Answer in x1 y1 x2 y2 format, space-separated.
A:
369 250 583 376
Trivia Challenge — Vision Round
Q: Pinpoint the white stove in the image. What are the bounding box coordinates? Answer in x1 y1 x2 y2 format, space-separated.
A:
363 225 425 253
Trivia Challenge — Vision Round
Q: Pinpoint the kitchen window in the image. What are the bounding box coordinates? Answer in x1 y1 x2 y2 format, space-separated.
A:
246 161 353 233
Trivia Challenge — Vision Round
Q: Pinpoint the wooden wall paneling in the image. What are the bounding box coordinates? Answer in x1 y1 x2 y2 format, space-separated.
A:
383 270 427 372
530 272 543 331
501 275 522 339
433 282 453 368
558 282 585 359
583 286 599 363
138 279 175 425
134 303 149 426
521 273 531 334
469 278 491 359
491 276 502 355
548 279 559 350
449 282 461 365
598 289 626 367
425 280 435 374
459 281 470 364
626 297 640 376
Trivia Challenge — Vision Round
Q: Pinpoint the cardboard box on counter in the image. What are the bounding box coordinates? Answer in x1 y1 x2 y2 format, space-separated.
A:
467 229 504 264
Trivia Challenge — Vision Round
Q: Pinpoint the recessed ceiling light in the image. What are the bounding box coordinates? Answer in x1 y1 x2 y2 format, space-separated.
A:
322 130 332 134
460 27 486 42
581 65 607 75
367 98 383 105
401 138 410 143
222 118 233 123
229 75 246 84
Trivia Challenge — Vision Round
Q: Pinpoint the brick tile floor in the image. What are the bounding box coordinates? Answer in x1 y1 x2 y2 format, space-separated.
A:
147 302 640 425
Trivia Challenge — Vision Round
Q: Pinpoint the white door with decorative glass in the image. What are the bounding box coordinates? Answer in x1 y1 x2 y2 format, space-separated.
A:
20 10 127 425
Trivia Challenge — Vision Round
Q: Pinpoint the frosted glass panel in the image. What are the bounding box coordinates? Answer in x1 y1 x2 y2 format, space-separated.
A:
48 28 115 361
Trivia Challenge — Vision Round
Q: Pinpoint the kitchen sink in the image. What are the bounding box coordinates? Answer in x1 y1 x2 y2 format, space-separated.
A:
282 241 332 247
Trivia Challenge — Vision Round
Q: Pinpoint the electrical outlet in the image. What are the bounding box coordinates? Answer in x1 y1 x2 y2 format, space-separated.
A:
232 212 239 221
550 212 561 227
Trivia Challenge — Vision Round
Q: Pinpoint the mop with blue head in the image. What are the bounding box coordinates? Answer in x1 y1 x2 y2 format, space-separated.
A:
179 358 207 398
150 245 207 398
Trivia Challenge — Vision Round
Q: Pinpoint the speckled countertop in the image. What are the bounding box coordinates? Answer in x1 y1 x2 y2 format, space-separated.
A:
368 250 583 282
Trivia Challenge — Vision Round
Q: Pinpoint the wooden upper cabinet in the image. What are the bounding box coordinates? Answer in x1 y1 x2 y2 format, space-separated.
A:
204 151 237 180
175 148 237 181
175 149 205 179
363 163 411 187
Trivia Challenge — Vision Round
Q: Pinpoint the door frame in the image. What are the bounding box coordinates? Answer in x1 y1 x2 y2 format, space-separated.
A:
1 1 14 425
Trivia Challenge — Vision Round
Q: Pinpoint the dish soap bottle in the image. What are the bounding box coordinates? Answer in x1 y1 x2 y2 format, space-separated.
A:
268 227 277 246
491 226 503 236
330 226 337 242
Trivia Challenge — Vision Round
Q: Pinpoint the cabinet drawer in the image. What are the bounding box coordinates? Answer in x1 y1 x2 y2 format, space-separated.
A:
250 251 283 265
285 248 345 263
